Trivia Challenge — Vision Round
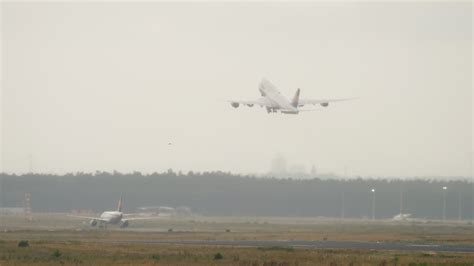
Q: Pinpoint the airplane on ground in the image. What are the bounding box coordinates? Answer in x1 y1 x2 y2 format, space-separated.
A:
69 195 157 228
230 78 353 114
392 213 412 221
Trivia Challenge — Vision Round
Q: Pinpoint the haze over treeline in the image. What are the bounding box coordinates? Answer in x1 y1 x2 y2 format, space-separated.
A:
1 172 472 220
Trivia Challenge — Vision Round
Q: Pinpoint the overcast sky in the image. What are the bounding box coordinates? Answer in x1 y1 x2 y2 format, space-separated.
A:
1 2 472 177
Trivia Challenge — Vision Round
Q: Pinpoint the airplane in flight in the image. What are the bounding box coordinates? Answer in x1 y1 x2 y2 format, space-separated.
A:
69 195 156 228
230 78 353 114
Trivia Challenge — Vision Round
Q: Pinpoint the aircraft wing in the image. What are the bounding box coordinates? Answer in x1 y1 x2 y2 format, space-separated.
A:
67 214 108 222
229 97 276 108
123 216 164 221
298 98 355 106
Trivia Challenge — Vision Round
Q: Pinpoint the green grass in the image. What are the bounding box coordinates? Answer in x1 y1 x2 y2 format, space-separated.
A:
0 239 473 266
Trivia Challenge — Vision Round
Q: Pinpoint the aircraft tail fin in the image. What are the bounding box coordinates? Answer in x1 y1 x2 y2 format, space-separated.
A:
291 88 300 108
117 194 123 212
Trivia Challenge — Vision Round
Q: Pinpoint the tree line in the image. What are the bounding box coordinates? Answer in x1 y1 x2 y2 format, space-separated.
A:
0 171 472 220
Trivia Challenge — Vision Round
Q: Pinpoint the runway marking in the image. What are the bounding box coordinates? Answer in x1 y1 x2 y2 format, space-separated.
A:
292 244 319 248
408 244 440 247
88 239 474 253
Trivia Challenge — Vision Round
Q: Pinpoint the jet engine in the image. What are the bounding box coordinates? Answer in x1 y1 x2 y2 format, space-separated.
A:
320 102 329 107
90 219 98 226
247 104 254 107
119 220 129 228
231 102 239 108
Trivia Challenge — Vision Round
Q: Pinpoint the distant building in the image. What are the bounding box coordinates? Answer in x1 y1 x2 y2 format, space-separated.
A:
288 164 307 176
310 165 317 177
270 155 287 177
0 207 24 215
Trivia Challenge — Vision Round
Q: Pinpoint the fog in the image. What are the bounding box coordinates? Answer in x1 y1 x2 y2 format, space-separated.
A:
1 2 472 178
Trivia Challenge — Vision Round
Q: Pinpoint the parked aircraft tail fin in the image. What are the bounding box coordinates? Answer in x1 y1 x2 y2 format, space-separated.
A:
291 88 300 108
117 194 123 212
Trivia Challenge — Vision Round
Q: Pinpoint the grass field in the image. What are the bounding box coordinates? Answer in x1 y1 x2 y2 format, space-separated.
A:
1 239 474 266
1 213 473 265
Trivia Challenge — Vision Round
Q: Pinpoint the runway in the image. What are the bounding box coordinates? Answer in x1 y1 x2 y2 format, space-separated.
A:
113 239 474 253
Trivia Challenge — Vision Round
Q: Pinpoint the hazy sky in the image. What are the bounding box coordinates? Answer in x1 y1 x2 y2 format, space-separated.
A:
1 2 472 177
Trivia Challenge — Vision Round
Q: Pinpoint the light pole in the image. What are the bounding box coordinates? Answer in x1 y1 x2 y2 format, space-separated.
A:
341 191 345 220
371 188 375 221
442 186 447 222
458 190 462 221
400 182 404 215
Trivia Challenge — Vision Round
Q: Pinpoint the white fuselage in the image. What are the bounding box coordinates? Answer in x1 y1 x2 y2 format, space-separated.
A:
99 211 123 224
259 81 298 113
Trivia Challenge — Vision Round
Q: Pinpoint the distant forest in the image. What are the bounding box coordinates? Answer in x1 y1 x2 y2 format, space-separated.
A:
1 171 473 220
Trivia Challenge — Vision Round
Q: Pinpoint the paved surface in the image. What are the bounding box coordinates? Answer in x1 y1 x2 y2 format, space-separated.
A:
114 239 474 253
